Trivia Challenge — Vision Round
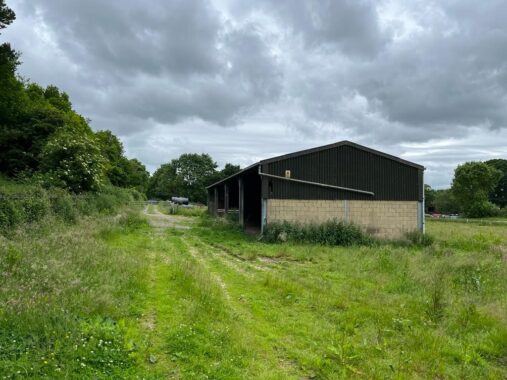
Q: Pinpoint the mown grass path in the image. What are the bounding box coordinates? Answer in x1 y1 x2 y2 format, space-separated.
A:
132 206 507 379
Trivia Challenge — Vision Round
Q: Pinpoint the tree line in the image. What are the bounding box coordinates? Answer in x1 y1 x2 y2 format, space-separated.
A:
425 160 507 218
0 0 239 203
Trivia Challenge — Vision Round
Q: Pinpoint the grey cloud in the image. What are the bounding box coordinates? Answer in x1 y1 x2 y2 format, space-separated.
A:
234 0 390 57
356 34 507 129
31 0 222 78
13 0 283 125
261 0 507 143
100 23 282 125
353 0 507 130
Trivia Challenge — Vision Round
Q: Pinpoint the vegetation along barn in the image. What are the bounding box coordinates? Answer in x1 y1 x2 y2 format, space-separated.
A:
207 141 425 239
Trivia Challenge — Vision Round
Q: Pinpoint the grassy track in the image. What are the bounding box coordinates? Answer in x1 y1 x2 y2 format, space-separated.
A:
132 208 507 378
1 206 506 378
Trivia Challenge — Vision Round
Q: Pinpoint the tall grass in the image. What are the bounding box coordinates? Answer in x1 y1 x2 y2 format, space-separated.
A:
157 201 206 217
0 208 149 377
0 178 150 376
262 219 370 245
0 183 145 234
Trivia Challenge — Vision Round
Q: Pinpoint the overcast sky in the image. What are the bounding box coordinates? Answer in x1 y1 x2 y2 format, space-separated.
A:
3 0 507 188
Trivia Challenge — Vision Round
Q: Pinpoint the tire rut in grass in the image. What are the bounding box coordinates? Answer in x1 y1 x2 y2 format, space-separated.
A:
139 247 180 375
195 239 273 274
182 238 308 378
181 238 232 302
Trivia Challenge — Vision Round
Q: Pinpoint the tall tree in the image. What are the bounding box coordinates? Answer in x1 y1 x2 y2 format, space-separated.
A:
220 163 241 178
147 162 182 200
95 130 149 193
486 159 507 208
0 1 22 127
0 83 93 176
0 0 15 31
172 153 217 203
0 2 150 194
43 85 72 113
95 130 125 185
433 189 460 214
147 154 237 202
207 163 241 188
122 158 150 193
451 161 502 217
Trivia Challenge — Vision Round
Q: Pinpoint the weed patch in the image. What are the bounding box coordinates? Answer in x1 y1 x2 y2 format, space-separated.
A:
158 202 206 217
117 211 149 231
403 230 434 247
263 219 369 246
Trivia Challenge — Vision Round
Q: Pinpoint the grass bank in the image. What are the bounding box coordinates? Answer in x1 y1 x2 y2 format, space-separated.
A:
0 178 150 378
0 210 151 378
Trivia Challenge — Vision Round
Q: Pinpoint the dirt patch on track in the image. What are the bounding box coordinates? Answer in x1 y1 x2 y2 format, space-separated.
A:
143 205 193 229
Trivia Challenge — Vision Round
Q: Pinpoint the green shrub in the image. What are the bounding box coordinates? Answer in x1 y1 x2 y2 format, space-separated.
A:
129 189 146 201
50 189 78 223
74 194 97 215
1 188 53 233
82 186 144 215
158 202 207 217
20 188 50 223
425 271 447 323
200 214 243 232
93 192 121 214
0 196 22 231
404 230 434 247
39 129 107 192
464 200 500 218
118 211 149 231
225 211 239 223
159 202 178 215
262 219 369 246
0 177 140 234
498 207 507 218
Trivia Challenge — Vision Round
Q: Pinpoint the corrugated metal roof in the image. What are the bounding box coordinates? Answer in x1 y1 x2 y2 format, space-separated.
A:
260 140 424 169
206 140 424 189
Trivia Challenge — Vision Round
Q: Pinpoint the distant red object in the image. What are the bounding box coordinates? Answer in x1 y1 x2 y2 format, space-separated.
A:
430 213 441 218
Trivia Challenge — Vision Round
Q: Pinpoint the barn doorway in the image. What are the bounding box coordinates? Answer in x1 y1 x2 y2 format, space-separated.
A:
242 167 262 231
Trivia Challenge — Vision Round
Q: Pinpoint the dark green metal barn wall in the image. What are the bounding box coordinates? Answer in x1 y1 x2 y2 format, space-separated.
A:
261 145 423 201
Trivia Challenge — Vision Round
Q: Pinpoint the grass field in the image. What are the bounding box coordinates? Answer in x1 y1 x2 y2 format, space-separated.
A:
1 206 506 378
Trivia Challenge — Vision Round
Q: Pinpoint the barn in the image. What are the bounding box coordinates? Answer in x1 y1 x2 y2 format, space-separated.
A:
207 141 425 239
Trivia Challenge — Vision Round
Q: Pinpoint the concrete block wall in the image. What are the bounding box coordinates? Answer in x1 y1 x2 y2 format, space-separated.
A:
266 199 419 239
